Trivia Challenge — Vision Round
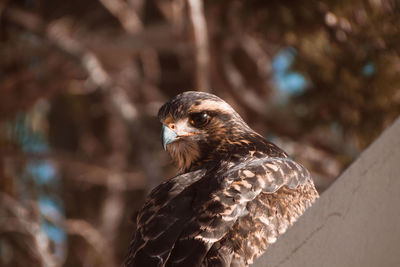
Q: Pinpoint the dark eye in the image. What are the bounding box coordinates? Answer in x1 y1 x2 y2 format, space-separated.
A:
189 112 210 128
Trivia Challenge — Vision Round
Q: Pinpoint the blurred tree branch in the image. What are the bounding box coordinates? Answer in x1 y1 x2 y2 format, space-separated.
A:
98 0 143 34
65 219 114 267
0 193 57 267
1 150 146 189
187 0 211 92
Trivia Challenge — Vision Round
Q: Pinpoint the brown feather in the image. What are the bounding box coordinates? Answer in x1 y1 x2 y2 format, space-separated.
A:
125 92 319 267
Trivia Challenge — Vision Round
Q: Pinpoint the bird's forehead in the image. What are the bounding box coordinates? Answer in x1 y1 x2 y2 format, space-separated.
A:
189 99 234 114
158 92 234 122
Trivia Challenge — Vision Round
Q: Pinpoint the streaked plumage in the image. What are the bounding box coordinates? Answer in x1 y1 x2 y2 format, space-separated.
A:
125 91 318 266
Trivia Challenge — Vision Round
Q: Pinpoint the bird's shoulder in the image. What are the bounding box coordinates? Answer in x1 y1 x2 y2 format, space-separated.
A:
126 148 313 266
136 168 207 228
125 169 208 266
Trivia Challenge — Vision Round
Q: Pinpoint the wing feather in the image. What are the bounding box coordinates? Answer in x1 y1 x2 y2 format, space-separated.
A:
125 157 311 266
125 169 206 266
168 157 311 265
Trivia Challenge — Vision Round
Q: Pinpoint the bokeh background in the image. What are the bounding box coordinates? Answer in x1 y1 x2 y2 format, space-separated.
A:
0 0 399 266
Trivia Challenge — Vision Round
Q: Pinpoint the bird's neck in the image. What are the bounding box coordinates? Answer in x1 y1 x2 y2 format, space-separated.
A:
187 130 286 172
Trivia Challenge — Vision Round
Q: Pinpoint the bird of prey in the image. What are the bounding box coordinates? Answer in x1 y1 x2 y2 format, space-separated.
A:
125 91 318 267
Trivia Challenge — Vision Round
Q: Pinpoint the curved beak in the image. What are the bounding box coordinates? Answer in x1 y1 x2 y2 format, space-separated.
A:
161 125 178 150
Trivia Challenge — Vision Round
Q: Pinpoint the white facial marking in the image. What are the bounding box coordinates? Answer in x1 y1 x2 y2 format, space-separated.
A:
191 99 235 114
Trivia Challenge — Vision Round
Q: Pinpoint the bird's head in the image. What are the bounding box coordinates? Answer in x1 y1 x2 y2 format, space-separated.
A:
158 91 253 171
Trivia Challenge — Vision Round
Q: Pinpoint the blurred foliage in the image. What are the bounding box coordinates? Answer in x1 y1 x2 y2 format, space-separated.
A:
0 0 399 266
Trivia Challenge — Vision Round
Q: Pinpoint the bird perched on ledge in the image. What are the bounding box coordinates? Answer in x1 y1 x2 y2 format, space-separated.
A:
125 91 318 267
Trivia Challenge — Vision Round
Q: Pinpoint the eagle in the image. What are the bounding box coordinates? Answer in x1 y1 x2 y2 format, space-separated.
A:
125 91 318 266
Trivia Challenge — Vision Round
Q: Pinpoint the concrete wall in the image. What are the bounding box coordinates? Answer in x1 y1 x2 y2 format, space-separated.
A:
253 117 400 267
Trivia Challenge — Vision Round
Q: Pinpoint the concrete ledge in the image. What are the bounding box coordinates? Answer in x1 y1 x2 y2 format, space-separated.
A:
253 117 400 267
